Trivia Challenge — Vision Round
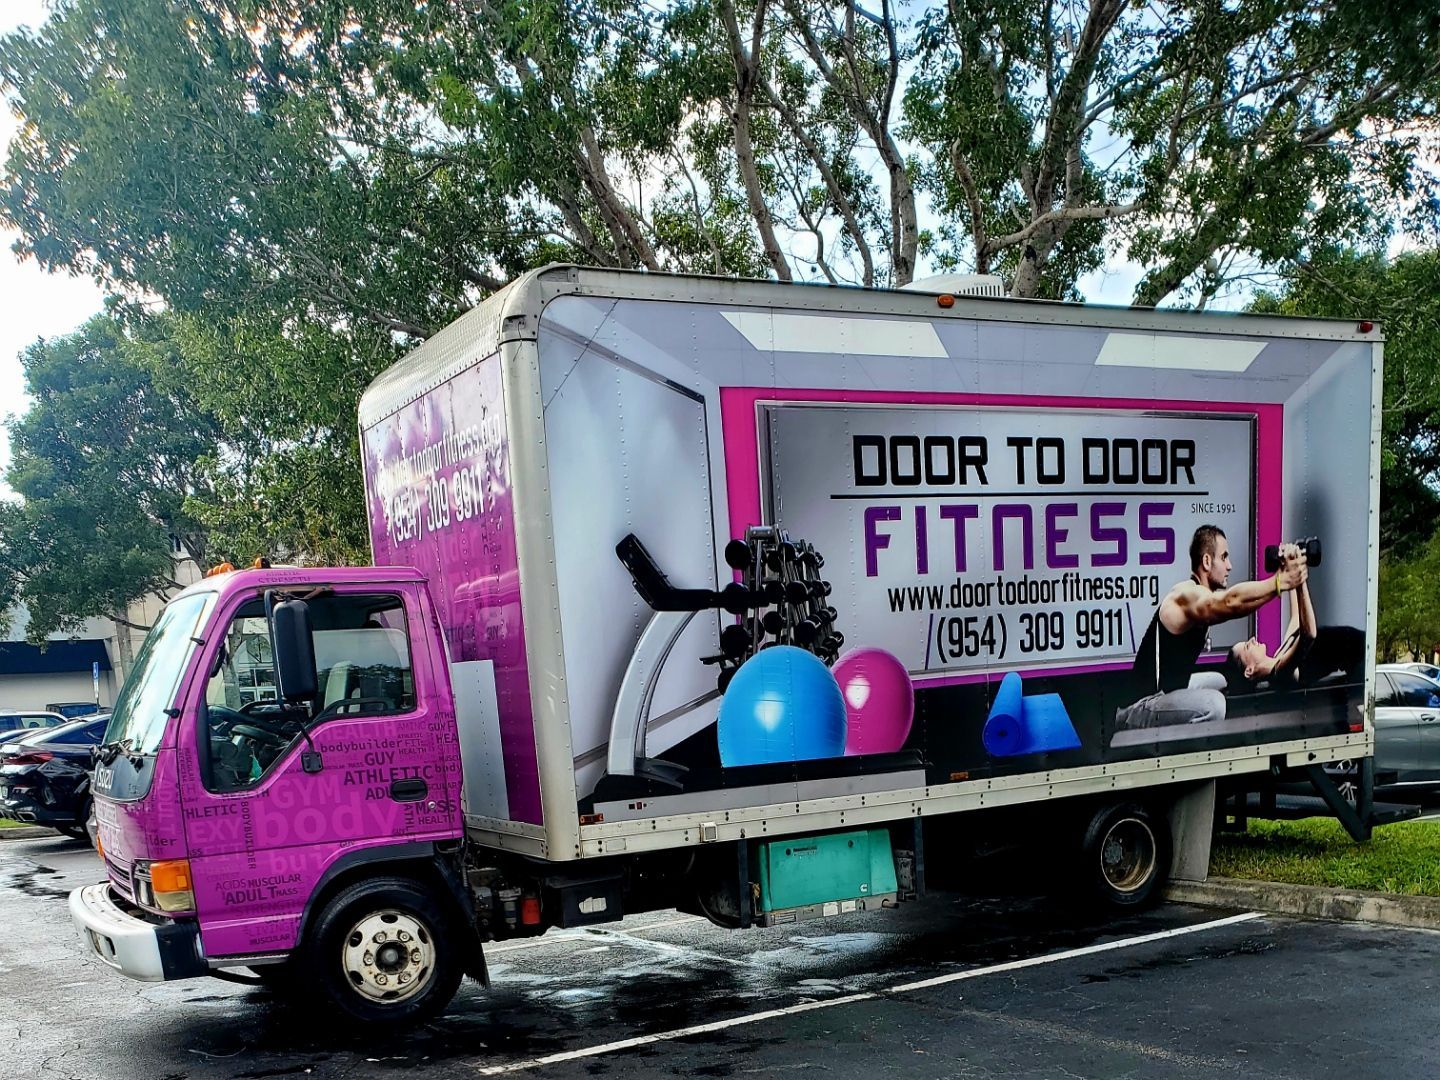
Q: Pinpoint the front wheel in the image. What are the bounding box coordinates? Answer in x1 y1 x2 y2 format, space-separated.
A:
1076 802 1172 911
303 877 463 1027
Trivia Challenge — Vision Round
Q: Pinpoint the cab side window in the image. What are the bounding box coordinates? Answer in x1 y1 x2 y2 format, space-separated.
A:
200 592 416 793
314 599 415 718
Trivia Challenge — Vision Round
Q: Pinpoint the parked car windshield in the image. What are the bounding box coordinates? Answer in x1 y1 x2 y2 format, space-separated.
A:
104 592 215 755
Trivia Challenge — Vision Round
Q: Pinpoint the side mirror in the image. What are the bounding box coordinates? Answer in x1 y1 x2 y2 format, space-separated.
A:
271 599 318 704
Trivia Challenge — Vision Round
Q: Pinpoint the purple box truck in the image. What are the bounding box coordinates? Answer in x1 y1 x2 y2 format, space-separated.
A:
71 266 1381 1026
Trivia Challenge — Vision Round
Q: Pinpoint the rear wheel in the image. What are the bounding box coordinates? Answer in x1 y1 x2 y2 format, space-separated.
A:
302 877 462 1027
1076 802 1172 910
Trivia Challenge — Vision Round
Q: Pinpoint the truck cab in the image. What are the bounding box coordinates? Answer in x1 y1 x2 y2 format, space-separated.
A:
73 565 474 1021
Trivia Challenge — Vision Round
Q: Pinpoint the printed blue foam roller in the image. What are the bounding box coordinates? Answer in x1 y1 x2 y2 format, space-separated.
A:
983 672 1081 757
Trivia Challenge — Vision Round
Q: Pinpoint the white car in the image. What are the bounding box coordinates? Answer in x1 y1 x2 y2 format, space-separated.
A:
0 710 68 744
1389 661 1440 683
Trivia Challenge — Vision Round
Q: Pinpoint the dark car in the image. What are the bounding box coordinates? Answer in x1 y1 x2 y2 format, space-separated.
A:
0 717 108 840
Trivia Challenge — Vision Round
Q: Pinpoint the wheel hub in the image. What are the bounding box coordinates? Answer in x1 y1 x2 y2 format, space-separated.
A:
1099 817 1157 893
342 910 434 1003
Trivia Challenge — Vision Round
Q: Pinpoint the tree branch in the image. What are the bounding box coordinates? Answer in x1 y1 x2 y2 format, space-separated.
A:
752 63 875 286
719 0 793 281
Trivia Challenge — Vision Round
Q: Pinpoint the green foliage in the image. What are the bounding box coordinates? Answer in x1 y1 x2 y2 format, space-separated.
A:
905 0 1440 303
4 0 1437 304
0 316 218 640
0 1 1438 631
149 310 395 567
0 310 383 641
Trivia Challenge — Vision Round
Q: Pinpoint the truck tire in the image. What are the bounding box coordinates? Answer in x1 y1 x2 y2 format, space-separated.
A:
304 876 463 1026
1076 802 1171 910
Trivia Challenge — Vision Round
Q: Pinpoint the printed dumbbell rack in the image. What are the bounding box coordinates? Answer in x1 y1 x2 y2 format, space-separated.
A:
602 529 841 792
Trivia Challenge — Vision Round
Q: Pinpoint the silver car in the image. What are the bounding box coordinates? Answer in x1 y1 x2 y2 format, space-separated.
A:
1374 665 1440 790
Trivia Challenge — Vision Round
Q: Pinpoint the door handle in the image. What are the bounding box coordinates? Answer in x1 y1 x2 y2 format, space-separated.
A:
389 778 428 802
1421 714 1437 723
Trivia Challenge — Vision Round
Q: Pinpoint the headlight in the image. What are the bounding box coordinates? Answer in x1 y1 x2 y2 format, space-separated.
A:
133 858 195 913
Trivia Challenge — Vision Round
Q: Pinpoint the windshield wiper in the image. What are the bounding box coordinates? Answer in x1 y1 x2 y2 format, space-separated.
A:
94 737 134 768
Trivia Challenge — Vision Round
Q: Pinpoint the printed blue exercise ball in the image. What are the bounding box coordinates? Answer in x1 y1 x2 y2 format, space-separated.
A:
718 646 848 767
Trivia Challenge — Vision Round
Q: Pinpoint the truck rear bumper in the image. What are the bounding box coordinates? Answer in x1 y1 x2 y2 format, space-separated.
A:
69 883 207 982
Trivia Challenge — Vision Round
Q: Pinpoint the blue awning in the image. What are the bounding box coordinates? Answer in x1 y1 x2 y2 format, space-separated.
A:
0 640 112 676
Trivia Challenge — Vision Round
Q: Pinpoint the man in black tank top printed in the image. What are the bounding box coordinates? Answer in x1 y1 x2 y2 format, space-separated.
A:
1116 526 1308 730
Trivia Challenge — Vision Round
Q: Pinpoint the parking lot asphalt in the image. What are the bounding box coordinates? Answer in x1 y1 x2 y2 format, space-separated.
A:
4 832 1439 1079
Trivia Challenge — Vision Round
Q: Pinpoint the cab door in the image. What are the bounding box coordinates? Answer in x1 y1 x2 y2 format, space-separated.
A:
175 585 462 961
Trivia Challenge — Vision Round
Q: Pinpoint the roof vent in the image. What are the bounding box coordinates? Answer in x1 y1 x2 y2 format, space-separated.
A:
901 274 1006 298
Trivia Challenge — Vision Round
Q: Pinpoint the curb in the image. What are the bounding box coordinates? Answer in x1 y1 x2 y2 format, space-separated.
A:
1167 876 1440 932
0 826 59 841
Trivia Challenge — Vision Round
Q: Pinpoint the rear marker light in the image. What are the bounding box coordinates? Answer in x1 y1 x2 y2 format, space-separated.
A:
520 897 542 925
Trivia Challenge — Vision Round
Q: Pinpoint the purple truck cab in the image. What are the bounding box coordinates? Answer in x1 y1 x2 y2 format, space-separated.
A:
72 566 474 1021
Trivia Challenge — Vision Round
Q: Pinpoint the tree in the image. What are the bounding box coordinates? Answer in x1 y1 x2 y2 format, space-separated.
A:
6 1 1435 309
149 309 394 567
1377 535 1440 661
0 316 219 641
905 0 1440 302
1250 248 1440 557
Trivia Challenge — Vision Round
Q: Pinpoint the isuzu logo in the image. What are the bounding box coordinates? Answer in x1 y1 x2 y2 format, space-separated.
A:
92 764 115 794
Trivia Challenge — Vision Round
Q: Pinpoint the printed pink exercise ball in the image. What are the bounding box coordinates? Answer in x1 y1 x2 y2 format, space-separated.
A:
833 648 914 755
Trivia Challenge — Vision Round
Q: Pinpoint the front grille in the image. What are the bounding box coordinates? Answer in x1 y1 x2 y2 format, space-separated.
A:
104 854 133 900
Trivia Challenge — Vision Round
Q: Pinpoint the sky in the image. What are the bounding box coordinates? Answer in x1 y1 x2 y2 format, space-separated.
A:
0 2 108 487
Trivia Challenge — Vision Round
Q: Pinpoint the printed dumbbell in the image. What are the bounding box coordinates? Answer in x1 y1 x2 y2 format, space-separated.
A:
720 624 752 658
794 617 824 646
724 539 754 571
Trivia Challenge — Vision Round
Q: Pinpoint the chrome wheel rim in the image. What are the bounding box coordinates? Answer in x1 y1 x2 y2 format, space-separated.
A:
341 909 435 1003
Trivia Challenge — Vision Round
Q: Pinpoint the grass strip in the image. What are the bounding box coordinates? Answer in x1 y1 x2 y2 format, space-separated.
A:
1211 817 1440 897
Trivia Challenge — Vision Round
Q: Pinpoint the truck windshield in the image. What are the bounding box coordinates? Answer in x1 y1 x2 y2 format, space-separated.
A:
104 592 215 755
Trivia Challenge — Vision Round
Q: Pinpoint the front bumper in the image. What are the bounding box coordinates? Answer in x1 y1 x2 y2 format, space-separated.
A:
69 883 207 982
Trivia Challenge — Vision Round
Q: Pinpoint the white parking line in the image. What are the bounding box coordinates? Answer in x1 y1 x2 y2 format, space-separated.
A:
484 916 704 955
888 910 1264 991
474 910 1265 1075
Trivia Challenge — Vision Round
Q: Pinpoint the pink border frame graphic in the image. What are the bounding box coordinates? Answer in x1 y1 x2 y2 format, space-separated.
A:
719 386 1284 687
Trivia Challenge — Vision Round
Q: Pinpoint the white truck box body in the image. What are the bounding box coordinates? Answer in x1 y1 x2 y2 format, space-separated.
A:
358 266 1379 861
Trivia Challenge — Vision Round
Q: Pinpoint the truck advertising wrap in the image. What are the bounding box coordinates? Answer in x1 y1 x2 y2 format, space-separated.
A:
529 290 1371 813
68 269 1378 1030
363 357 543 825
762 403 1257 674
